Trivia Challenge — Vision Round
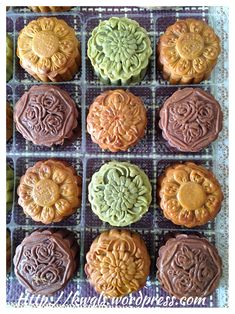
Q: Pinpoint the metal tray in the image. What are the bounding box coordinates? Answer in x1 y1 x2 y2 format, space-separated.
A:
6 6 229 308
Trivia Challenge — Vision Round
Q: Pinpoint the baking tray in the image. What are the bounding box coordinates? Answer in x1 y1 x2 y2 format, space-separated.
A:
6 6 229 307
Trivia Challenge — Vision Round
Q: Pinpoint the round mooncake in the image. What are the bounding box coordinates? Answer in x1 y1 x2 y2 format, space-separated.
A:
85 229 150 297
17 17 81 82
158 162 223 227
87 17 152 85
87 89 147 152
17 160 82 224
157 18 221 84
88 161 152 226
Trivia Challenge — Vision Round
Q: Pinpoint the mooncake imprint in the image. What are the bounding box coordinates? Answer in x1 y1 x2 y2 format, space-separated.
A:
159 88 223 152
13 228 79 296
17 17 81 82
157 234 222 299
88 161 152 226
158 162 223 227
14 85 79 147
85 229 150 297
157 18 221 84
87 89 147 152
17 160 82 224
87 17 152 85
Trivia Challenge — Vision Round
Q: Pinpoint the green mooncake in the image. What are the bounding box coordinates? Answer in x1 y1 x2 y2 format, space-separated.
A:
6 164 14 211
87 17 152 85
6 34 13 82
88 161 152 226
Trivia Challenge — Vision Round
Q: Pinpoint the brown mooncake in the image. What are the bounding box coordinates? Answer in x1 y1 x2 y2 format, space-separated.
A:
157 18 221 84
28 6 72 13
157 234 222 299
158 162 223 228
17 160 82 224
14 85 79 147
14 228 79 296
17 17 81 82
159 88 223 152
85 229 150 298
87 89 147 152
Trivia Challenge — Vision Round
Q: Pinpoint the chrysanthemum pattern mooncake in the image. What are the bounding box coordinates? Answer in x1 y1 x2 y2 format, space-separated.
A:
87 17 152 85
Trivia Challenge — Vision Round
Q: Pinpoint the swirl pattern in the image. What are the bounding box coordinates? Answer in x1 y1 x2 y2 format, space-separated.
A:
13 229 78 296
158 18 221 84
17 17 80 82
159 88 223 152
14 85 78 147
17 160 82 224
158 162 223 227
88 161 152 226
87 17 152 85
157 234 222 299
85 229 150 298
87 89 147 152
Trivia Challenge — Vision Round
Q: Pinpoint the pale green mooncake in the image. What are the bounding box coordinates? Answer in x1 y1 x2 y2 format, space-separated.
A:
7 164 14 211
87 17 152 85
88 161 152 226
6 34 13 82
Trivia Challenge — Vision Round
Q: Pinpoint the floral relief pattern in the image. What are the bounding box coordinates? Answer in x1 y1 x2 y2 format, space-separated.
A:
158 162 223 228
87 17 152 84
159 88 223 152
85 229 150 298
14 85 78 146
88 161 152 226
158 19 221 83
25 91 64 134
87 90 147 152
14 229 78 295
170 97 213 143
17 17 80 80
17 160 82 224
21 239 64 286
157 235 222 299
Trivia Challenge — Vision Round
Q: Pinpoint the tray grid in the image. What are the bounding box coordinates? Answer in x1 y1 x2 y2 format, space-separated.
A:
6 6 228 308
